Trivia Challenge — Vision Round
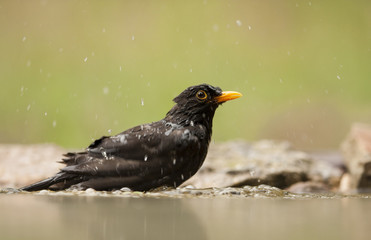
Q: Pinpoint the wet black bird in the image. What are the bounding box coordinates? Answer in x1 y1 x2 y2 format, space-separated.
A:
21 84 242 191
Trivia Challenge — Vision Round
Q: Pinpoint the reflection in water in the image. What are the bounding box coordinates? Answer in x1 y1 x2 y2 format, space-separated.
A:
0 195 207 240
1 194 371 240
58 197 207 240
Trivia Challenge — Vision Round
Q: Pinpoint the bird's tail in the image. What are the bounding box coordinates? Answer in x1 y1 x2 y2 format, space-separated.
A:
20 176 57 191
20 172 74 191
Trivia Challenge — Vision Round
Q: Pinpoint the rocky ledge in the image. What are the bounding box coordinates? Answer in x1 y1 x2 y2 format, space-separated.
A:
1 123 371 193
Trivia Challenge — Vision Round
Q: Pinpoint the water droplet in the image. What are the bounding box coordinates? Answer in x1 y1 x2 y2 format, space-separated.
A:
119 66 122 71
107 129 112 134
141 98 144 106
26 104 31 111
26 60 31 67
173 158 176 165
248 25 252 30
189 68 193 73
83 57 88 62
102 27 106 33
103 87 109 95
190 121 194 126
144 155 148 161
44 112 48 116
102 151 108 159
22 36 27 42
181 174 184 180
161 168 164 175
212 24 219 32
236 20 242 26
131 35 135 40
336 75 341 80
119 135 127 144
52 120 57 128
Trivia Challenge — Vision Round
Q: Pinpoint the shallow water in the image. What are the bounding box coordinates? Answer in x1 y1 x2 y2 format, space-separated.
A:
1 186 371 240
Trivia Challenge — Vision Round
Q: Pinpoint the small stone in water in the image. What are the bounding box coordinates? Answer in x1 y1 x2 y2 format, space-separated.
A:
85 188 95 194
120 187 132 192
39 190 49 194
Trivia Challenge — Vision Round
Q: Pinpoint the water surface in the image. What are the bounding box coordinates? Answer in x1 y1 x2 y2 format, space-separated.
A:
1 188 370 240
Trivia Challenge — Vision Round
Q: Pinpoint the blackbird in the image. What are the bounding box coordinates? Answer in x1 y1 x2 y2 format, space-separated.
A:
21 84 242 191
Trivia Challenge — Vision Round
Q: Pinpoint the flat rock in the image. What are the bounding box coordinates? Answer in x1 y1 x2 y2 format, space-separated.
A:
0 141 344 192
0 144 64 188
184 140 344 190
286 181 330 194
341 123 371 190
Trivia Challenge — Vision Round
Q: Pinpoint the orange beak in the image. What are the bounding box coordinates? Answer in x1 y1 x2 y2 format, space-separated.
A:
214 91 243 103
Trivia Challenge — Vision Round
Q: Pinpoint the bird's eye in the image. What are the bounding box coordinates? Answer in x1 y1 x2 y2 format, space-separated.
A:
196 90 207 100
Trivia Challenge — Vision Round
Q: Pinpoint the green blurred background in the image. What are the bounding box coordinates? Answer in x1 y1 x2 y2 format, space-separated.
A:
0 0 370 150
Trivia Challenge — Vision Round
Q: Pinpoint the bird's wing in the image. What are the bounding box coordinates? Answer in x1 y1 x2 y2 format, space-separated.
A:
60 121 200 177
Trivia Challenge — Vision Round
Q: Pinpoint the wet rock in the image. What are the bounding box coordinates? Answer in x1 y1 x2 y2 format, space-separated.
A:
339 173 352 193
0 144 64 188
0 141 344 193
286 181 330 194
185 140 344 191
341 123 371 190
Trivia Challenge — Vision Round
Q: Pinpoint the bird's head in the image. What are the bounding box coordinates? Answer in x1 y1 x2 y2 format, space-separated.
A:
166 84 242 126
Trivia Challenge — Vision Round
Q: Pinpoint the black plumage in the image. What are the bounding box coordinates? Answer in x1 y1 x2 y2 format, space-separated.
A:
21 84 242 191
